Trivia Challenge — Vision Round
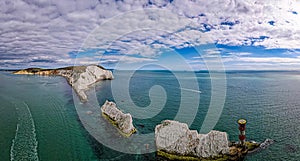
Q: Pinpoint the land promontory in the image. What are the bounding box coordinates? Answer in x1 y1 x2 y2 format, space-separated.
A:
13 65 114 102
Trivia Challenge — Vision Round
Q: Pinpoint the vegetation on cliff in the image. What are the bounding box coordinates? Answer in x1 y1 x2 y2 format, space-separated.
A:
13 65 113 102
13 65 106 75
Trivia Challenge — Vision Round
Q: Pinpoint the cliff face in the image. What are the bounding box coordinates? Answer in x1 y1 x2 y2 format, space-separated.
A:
155 120 229 159
13 68 55 75
14 70 35 75
101 100 136 137
13 65 113 102
66 65 114 102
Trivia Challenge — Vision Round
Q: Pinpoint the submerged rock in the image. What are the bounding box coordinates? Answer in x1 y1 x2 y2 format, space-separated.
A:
247 138 274 154
259 139 274 150
13 65 114 102
101 100 136 137
155 120 230 160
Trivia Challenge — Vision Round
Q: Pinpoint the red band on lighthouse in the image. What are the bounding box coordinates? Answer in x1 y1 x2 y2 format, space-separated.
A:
239 135 246 141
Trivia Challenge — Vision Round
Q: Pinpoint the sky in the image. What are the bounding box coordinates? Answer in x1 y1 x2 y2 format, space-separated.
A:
1 0 300 70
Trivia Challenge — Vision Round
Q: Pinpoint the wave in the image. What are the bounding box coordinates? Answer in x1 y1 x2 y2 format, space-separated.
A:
10 102 39 161
180 88 202 93
10 123 19 161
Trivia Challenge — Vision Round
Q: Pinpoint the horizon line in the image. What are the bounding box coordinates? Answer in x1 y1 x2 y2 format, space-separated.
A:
1 68 300 72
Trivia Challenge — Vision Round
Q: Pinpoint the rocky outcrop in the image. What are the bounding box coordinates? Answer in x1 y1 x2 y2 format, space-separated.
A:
246 139 274 154
259 139 274 150
65 65 114 102
13 65 113 102
101 100 136 137
155 120 229 159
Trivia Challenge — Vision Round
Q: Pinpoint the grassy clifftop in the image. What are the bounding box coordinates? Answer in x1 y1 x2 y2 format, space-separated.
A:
13 65 105 75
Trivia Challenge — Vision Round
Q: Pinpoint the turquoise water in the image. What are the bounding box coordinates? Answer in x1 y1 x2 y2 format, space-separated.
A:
1 71 300 160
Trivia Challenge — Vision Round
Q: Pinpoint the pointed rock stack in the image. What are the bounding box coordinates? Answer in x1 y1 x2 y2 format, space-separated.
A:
155 120 230 160
101 100 136 137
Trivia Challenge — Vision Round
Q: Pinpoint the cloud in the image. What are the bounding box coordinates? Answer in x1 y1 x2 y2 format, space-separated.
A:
233 56 300 63
214 55 300 70
99 55 157 64
0 0 300 69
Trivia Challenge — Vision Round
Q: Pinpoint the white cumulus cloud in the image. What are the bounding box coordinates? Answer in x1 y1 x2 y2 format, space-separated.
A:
0 0 300 69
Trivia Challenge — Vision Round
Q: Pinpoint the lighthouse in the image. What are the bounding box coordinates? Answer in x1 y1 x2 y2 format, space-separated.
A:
238 119 247 146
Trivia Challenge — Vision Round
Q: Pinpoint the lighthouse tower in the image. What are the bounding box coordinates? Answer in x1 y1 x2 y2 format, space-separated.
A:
238 119 247 146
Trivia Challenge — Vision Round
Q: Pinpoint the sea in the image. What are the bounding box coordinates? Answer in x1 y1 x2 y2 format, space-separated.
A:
0 70 300 161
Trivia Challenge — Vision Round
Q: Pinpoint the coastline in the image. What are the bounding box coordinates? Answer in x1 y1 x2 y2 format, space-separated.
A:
12 65 114 102
8 69 278 160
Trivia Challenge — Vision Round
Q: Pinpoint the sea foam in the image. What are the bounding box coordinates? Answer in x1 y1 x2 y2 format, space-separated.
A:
10 102 39 161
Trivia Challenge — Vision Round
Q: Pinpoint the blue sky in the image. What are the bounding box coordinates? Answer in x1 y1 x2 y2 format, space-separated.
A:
1 0 300 70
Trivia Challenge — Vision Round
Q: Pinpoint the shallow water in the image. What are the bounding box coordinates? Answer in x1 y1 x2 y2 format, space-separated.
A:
0 70 300 160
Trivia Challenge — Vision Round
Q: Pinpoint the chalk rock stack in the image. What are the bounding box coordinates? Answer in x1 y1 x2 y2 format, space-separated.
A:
101 100 136 136
155 120 229 159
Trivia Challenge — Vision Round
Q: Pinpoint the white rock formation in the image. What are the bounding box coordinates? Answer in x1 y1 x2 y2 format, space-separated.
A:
257 139 274 151
13 65 113 102
101 100 136 136
155 120 229 158
66 65 114 102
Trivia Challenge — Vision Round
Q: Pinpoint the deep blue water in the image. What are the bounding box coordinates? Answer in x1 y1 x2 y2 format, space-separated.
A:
1 70 300 160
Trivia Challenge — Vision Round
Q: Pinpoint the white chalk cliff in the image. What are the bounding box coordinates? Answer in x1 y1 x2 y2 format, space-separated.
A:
155 120 229 158
101 100 136 136
13 65 114 102
65 65 114 102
